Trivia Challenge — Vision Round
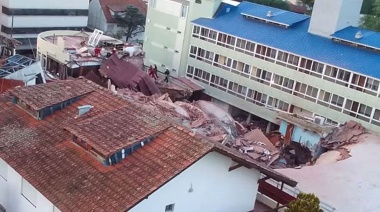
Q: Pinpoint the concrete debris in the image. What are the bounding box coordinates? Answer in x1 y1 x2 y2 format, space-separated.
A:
117 89 280 165
321 120 366 150
229 129 280 164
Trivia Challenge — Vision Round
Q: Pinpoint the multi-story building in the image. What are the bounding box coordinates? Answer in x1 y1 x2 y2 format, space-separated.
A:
145 0 380 146
0 0 89 54
88 0 147 42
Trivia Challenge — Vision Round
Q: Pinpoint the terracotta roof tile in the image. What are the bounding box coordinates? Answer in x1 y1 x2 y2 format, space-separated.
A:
65 105 171 156
0 78 24 94
8 80 95 110
0 79 296 212
99 0 147 23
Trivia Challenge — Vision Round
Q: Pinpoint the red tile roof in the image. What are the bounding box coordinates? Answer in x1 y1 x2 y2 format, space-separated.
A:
65 106 171 157
8 80 95 110
100 0 147 23
0 79 296 212
0 78 23 94
99 54 160 95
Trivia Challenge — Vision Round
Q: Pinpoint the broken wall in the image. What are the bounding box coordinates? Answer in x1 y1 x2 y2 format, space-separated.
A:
279 120 321 154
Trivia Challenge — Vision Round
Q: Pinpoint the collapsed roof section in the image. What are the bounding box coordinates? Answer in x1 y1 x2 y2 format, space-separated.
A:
0 54 37 78
99 54 160 95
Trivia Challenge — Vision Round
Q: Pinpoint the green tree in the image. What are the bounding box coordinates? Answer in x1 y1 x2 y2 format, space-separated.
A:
285 193 323 212
247 0 290 10
301 0 314 11
360 0 380 31
302 0 373 14
114 6 146 42
361 0 375 14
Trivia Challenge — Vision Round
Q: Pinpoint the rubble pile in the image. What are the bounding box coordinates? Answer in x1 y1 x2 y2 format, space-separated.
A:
321 120 366 150
228 129 280 165
117 89 279 164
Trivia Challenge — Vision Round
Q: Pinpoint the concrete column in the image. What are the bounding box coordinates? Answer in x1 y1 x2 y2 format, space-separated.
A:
246 113 252 124
266 122 272 134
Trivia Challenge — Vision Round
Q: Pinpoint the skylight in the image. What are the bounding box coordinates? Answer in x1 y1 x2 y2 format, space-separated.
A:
331 26 380 53
240 4 309 28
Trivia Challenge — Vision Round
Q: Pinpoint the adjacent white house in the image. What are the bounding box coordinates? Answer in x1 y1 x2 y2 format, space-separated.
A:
88 0 147 42
0 0 89 54
0 79 297 212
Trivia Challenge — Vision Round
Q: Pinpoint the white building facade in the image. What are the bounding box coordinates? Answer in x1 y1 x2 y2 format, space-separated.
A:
130 152 260 212
0 159 61 212
0 0 89 53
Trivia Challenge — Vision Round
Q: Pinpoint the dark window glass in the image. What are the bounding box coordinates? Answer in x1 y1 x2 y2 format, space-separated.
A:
2 7 88 16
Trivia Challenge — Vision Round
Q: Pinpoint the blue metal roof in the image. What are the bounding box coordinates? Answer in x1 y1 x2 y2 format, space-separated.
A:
332 26 380 50
240 3 309 26
0 54 36 78
192 2 380 79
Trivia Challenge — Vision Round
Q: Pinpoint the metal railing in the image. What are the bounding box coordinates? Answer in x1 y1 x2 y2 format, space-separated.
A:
262 175 336 212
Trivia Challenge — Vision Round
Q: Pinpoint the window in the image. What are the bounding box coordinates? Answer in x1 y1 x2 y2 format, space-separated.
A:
22 178 37 207
186 65 194 77
180 5 188 17
192 26 200 38
0 159 7 181
365 78 379 92
2 7 88 16
165 204 175 212
195 0 201 3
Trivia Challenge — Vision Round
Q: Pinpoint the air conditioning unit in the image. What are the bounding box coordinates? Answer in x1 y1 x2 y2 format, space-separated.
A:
313 116 325 125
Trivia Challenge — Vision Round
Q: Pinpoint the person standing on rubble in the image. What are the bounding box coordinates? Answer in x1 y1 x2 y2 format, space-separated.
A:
154 64 158 78
148 65 157 80
164 68 170 83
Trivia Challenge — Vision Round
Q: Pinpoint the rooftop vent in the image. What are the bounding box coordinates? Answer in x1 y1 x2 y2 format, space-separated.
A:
78 105 94 117
355 31 363 39
266 10 273 17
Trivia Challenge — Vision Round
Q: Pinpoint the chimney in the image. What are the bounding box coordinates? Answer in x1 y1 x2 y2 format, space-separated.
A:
77 105 94 117
266 10 273 17
308 0 363 37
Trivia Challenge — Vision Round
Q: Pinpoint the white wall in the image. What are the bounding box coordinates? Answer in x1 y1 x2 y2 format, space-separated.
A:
4 62 46 85
308 0 363 37
130 152 261 212
88 0 107 31
0 159 61 212
10 17 88 28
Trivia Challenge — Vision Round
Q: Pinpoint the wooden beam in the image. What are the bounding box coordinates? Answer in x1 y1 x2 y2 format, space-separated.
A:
228 163 243 172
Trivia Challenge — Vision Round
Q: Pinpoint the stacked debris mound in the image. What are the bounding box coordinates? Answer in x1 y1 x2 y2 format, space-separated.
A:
228 129 280 165
321 120 366 150
118 89 280 165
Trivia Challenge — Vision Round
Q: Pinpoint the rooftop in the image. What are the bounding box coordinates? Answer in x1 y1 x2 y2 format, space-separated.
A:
192 2 380 79
331 26 380 51
0 79 296 211
65 106 171 157
100 0 148 23
99 54 160 95
240 3 309 27
0 55 37 78
0 79 23 94
9 80 95 110
42 31 123 49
